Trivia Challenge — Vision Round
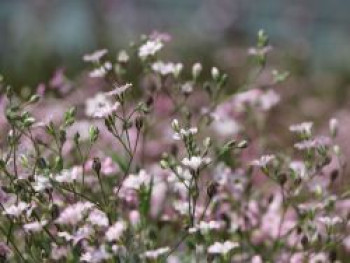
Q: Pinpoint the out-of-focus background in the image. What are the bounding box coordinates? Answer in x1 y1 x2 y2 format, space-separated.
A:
1 0 350 150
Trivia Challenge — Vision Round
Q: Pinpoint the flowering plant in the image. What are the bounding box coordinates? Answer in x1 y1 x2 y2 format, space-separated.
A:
0 30 348 262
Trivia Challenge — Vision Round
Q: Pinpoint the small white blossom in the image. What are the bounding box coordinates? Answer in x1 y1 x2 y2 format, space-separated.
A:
56 202 93 225
289 122 313 135
318 216 342 227
139 40 163 59
181 82 193 94
55 169 77 183
211 67 219 80
192 62 202 78
122 170 152 191
87 209 109 227
251 155 276 167
117 50 129 63
3 202 29 217
182 156 211 170
23 220 47 233
142 247 170 259
207 241 239 255
85 93 120 118
152 61 183 76
80 245 110 263
105 221 126 241
83 49 108 62
289 161 308 179
329 118 338 137
173 127 198 140
105 83 132 97
32 174 51 192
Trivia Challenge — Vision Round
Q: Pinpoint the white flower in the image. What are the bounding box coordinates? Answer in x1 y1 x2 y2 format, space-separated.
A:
248 46 272 56
329 118 338 137
23 220 47 232
117 50 129 63
80 245 110 263
151 61 183 76
173 127 198 140
3 202 29 217
182 156 211 170
58 225 93 245
87 209 109 227
251 155 276 167
317 216 342 227
211 67 219 80
105 221 126 241
196 221 223 234
289 161 308 179
83 49 108 62
32 175 51 192
259 89 280 110
294 136 331 150
122 170 152 191
289 122 313 135
85 93 120 118
207 241 239 255
181 82 193 94
55 169 77 183
142 247 170 259
105 83 132 97
139 40 163 59
56 202 93 225
192 62 202 78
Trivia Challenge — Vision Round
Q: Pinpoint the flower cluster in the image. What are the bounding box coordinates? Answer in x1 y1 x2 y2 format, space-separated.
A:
0 31 348 263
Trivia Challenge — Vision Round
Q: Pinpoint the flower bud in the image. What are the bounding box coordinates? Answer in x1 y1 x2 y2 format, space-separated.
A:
329 118 338 138
135 116 144 130
93 157 101 175
211 67 219 81
207 181 219 199
192 63 202 79
28 94 40 104
89 125 99 143
171 119 180 132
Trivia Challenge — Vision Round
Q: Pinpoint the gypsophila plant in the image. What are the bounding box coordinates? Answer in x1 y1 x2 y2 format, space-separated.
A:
0 30 348 263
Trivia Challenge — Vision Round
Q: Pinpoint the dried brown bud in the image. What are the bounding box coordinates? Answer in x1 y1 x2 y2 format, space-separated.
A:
330 169 339 183
135 116 144 130
93 157 101 175
278 173 287 186
207 182 219 199
301 235 308 248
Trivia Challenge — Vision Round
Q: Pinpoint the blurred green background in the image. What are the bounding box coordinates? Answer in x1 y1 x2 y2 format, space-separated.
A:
1 0 350 88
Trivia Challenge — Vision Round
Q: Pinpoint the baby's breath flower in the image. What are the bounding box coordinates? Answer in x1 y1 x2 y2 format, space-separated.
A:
294 136 331 150
289 122 313 135
83 49 108 63
87 209 109 227
117 50 129 63
192 62 202 79
182 156 211 170
85 93 120 118
105 83 132 97
251 155 276 168
138 39 163 59
152 61 183 76
207 241 239 255
23 220 47 233
105 221 126 241
32 174 51 192
142 247 170 259
3 201 29 217
56 202 93 225
80 245 110 263
317 216 342 227
329 118 338 137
